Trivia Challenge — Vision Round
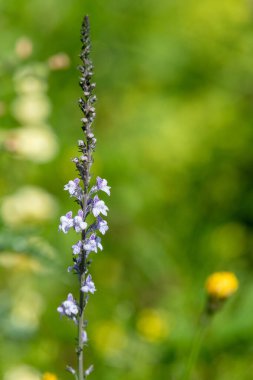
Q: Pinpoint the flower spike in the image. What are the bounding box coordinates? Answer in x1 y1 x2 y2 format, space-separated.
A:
57 15 110 379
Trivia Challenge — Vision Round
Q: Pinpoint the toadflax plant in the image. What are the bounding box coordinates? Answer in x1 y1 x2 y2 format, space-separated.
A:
57 16 110 380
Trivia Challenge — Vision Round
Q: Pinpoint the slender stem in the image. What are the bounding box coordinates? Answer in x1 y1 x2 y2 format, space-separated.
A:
78 193 89 379
182 316 209 380
77 142 93 380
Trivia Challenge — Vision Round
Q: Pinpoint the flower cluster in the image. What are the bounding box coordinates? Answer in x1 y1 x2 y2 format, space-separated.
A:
59 209 87 234
58 175 110 358
57 293 79 324
56 15 110 379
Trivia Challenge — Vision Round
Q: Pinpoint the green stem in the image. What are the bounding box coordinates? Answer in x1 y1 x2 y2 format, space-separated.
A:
78 138 93 380
182 317 209 380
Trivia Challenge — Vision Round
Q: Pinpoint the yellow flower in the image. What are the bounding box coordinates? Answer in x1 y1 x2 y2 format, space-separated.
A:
93 321 126 357
136 308 169 342
205 272 239 299
42 373 58 380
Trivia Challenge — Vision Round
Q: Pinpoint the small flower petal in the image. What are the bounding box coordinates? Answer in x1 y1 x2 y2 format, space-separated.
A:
73 210 87 232
72 240 83 255
96 177 111 195
96 216 109 235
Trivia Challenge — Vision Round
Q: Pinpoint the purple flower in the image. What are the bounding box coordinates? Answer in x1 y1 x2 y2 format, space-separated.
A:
96 216 109 235
83 233 103 253
74 209 87 232
96 177 111 196
72 240 83 255
92 195 108 218
59 211 74 234
64 178 83 200
81 274 96 294
57 293 79 323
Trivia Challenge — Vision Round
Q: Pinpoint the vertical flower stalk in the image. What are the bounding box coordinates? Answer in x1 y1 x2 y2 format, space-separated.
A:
57 16 110 380
182 272 239 380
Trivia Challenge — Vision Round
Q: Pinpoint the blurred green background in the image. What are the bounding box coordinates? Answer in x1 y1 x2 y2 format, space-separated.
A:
1 0 253 379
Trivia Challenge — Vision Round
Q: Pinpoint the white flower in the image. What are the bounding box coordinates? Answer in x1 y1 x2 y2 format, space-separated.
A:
57 293 79 321
96 177 111 196
81 274 96 294
73 210 87 232
62 301 78 315
97 216 109 235
59 211 74 234
83 237 97 253
72 241 83 255
83 234 103 253
64 178 82 200
4 126 58 163
1 186 57 226
92 195 109 218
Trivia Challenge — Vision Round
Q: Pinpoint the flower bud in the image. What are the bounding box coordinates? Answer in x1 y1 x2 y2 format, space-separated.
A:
205 271 239 315
205 272 238 300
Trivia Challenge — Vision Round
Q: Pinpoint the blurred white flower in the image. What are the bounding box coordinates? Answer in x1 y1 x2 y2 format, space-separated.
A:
12 94 51 124
14 64 48 83
1 186 58 226
4 125 58 162
10 288 44 330
14 75 48 94
4 365 40 380
15 36 33 59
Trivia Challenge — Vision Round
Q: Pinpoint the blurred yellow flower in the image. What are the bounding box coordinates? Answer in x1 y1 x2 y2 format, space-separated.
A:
205 272 239 299
0 252 42 272
136 308 169 342
10 287 44 331
42 373 58 380
93 321 126 357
